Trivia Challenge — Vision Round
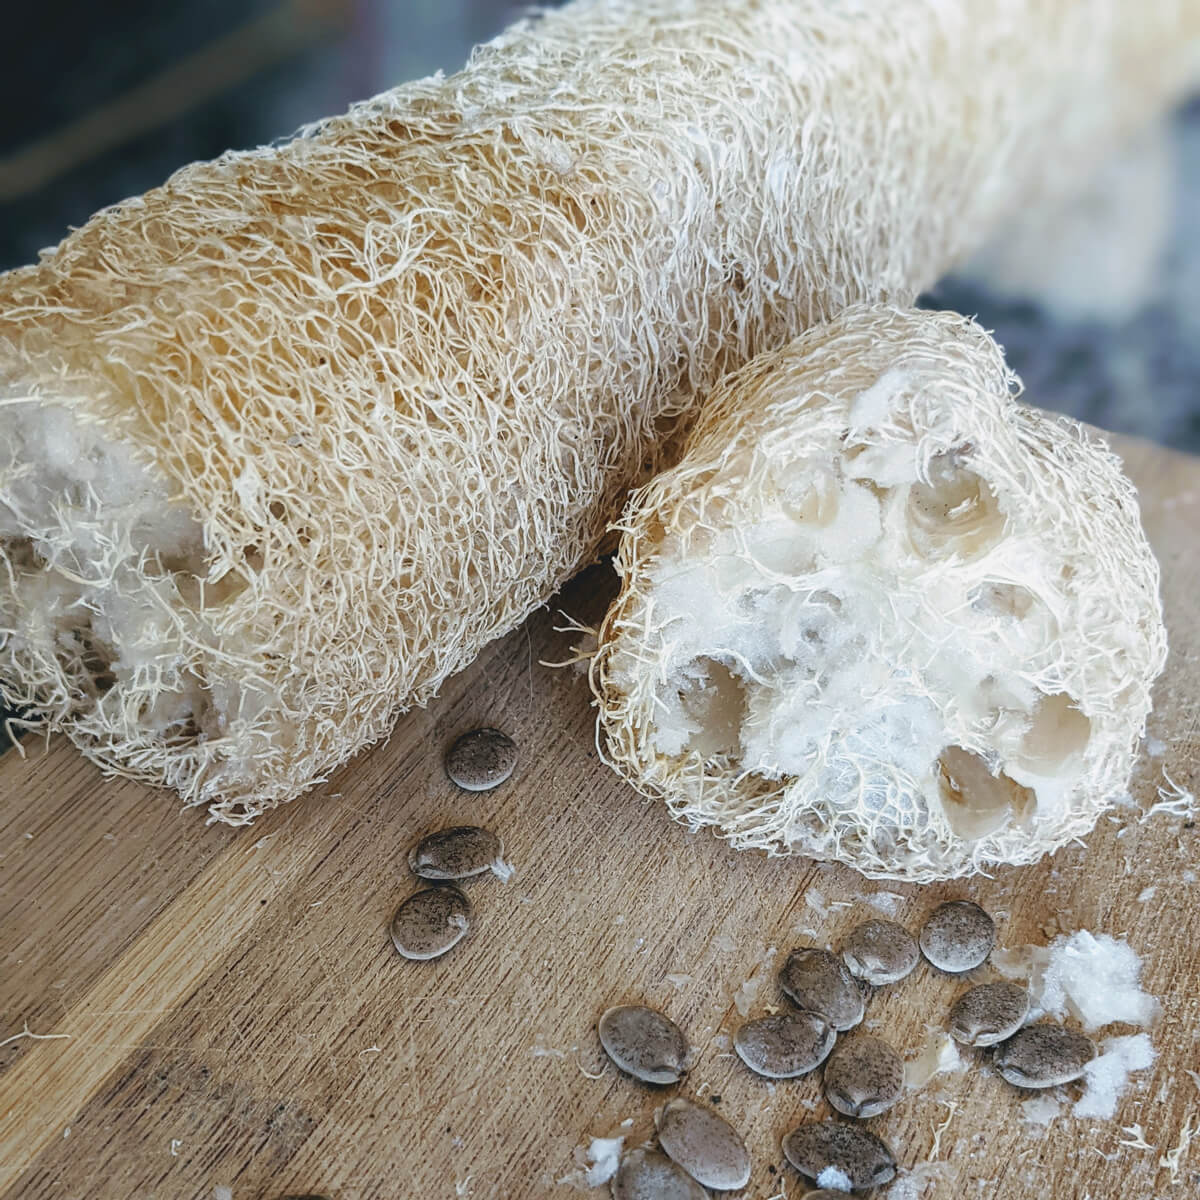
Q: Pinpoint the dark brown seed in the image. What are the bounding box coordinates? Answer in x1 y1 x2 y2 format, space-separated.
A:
598 1005 689 1085
611 1148 709 1200
389 887 470 960
949 981 1030 1047
656 1097 751 1190
734 1011 835 1079
823 1035 905 1118
840 919 920 985
779 948 865 1031
993 1023 1097 1088
782 1121 897 1190
408 826 503 880
444 727 517 791
919 900 995 972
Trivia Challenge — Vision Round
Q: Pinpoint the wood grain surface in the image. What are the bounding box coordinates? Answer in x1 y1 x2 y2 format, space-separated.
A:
1 432 1197 1200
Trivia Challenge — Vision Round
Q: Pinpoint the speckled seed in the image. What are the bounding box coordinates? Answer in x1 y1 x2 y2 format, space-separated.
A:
993 1023 1097 1088
822 1035 905 1119
656 1098 751 1191
781 1121 897 1191
444 727 517 791
407 825 503 880
779 948 865 1031
389 887 470 960
734 1010 835 1079
919 900 995 972
598 1005 689 1085
949 981 1031 1047
840 919 920 986
611 1148 710 1200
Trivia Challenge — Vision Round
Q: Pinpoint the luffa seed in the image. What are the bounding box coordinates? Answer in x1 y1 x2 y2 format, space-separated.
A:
779 948 865 1031
598 1005 689 1085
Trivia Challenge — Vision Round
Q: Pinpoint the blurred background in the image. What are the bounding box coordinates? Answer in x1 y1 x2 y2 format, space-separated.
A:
1 0 1197 457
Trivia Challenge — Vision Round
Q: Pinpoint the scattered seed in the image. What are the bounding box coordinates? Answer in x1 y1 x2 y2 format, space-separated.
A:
779 948 865 1030
919 900 995 972
612 1148 710 1200
389 887 470 960
840 919 920 985
781 1121 897 1190
598 1005 689 1085
656 1097 752 1190
444 727 517 791
949 981 1030 1047
408 826 503 880
734 1011 835 1079
823 1035 905 1118
993 1023 1097 1088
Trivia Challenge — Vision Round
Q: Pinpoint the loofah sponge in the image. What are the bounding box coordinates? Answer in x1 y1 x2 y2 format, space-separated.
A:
592 304 1168 881
0 0 1194 822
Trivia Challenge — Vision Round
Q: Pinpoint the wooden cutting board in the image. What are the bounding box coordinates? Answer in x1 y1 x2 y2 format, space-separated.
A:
1 432 1197 1200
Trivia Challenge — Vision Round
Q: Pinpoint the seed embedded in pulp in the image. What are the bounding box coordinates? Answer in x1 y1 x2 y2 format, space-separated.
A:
993 1023 1097 1088
782 1120 897 1190
408 825 503 880
656 1097 752 1190
611 1148 709 1200
389 886 470 960
822 1035 904 1118
779 948 865 1030
444 727 517 791
598 1005 689 1085
734 1010 835 1079
919 900 995 972
949 981 1030 1047
840 919 920 985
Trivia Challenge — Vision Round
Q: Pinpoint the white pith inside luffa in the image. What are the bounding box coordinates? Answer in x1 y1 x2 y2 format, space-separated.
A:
593 306 1166 881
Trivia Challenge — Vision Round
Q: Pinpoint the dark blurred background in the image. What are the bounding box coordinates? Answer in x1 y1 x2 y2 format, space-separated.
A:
2 0 1197 450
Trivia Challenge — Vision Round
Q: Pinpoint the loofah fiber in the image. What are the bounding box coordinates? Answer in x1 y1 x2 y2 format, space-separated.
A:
0 0 1194 822
592 304 1168 881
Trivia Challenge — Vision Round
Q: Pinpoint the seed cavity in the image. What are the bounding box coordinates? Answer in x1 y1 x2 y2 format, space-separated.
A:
840 919 919 985
919 900 996 973
779 947 865 1030
598 1005 689 1085
781 1120 897 1190
444 727 517 790
949 981 1030 1047
612 1147 709 1200
993 1023 1097 1088
389 886 470 960
937 746 1036 841
408 825 503 880
822 1035 904 1118
655 1097 752 1191
734 1010 835 1079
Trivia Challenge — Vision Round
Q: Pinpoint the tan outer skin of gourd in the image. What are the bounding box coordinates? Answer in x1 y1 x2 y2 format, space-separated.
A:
0 0 1195 822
